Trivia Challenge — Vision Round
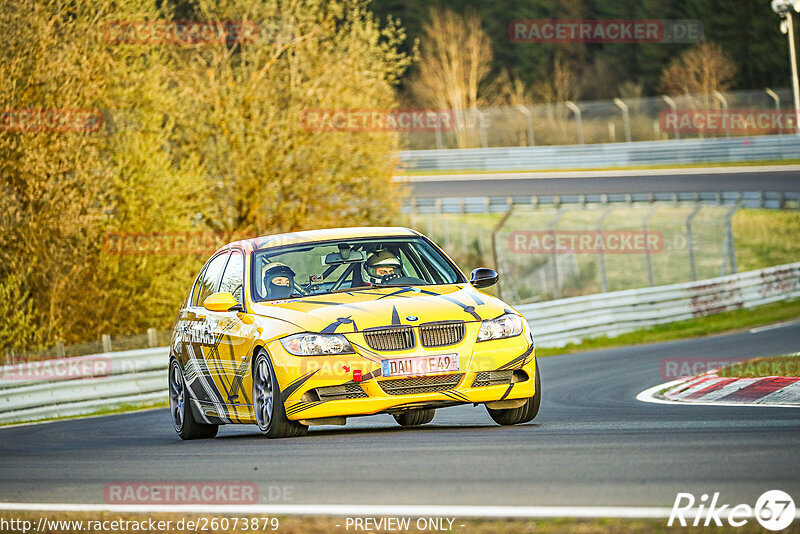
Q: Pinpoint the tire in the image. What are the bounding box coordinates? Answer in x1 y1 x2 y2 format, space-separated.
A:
393 408 435 427
253 350 308 438
486 361 541 426
169 359 218 440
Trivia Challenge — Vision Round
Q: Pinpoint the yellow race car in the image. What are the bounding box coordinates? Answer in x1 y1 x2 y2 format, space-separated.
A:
168 227 539 439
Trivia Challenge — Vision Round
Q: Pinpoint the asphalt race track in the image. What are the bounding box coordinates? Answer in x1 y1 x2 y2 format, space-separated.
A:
401 165 800 198
1 324 799 508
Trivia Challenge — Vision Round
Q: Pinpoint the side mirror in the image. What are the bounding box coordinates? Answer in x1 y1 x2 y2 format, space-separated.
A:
469 267 498 288
203 292 242 312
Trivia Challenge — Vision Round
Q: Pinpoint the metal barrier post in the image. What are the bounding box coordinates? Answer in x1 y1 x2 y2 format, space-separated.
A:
686 205 702 281
101 334 112 353
147 328 158 348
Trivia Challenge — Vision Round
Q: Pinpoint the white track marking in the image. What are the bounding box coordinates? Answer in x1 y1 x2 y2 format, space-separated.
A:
750 320 800 334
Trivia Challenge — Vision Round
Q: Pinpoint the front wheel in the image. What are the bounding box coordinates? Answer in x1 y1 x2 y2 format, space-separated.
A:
486 361 541 426
253 350 308 438
169 359 218 440
393 408 435 426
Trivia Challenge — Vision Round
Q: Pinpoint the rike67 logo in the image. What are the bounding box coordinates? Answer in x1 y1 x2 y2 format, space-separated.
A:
669 490 796 530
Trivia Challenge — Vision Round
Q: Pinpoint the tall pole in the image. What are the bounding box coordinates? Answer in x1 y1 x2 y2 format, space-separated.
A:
773 0 800 135
787 13 800 135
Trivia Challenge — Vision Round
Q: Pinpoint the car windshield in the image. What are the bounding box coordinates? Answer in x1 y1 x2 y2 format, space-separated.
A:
252 237 464 301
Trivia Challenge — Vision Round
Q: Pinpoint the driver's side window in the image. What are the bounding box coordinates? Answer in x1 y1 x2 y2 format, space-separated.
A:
219 250 244 305
195 252 230 306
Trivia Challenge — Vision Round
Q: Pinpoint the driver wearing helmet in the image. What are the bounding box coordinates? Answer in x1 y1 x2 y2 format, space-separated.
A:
263 262 295 299
365 250 403 285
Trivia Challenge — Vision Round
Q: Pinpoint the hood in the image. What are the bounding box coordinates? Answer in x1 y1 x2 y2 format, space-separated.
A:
249 284 510 333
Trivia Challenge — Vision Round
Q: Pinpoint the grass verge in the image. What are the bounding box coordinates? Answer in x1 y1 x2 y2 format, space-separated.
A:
536 299 800 357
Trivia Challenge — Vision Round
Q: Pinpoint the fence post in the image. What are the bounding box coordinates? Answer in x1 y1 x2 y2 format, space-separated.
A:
766 88 781 112
56 342 65 358
491 208 515 301
516 105 535 146
642 205 659 286
713 91 729 137
596 207 614 293
547 209 566 299
661 95 680 140
101 334 112 353
473 108 488 148
613 98 632 142
565 101 584 145
147 328 158 348
686 205 702 281
721 203 740 275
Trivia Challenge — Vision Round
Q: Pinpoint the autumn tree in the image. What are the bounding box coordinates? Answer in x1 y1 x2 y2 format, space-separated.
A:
0 0 411 351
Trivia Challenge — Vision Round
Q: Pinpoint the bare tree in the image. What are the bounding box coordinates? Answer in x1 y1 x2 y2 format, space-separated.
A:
409 8 492 148
660 41 737 107
532 55 580 106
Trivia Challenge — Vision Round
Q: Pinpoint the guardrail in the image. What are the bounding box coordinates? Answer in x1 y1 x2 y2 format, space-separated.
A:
0 347 167 425
399 134 800 171
1 262 797 424
518 261 800 348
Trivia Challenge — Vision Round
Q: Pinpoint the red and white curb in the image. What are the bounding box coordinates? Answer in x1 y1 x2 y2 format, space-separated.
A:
637 373 800 408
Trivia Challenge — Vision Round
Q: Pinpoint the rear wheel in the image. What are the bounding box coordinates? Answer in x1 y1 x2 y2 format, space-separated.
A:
486 361 541 426
169 360 218 440
253 350 308 438
393 408 435 426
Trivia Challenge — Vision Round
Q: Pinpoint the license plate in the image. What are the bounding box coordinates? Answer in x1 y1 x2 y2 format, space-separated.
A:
380 354 460 377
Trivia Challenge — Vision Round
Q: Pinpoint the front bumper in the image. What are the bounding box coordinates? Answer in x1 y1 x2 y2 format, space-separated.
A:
267 323 537 421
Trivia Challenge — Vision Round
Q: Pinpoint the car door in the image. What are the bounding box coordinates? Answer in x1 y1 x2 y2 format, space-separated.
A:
183 251 231 418
206 248 261 421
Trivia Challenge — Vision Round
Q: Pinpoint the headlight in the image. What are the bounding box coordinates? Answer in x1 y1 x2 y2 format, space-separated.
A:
477 313 524 342
280 333 354 356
